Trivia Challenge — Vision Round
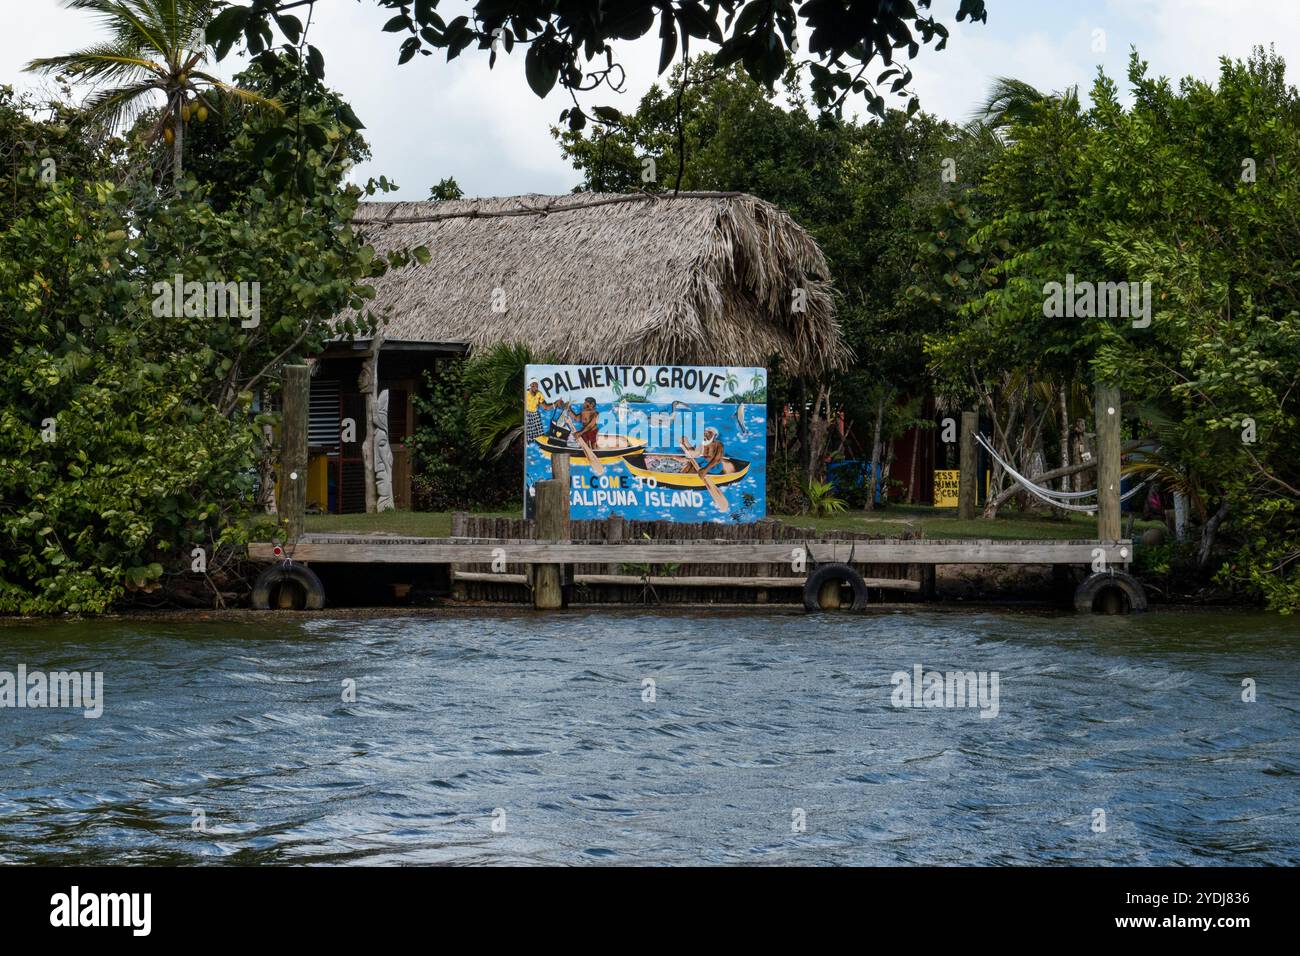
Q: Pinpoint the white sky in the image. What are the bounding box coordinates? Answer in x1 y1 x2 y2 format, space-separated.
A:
4 0 1299 199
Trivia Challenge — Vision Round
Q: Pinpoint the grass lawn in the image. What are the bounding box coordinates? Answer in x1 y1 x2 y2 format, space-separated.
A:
305 505 1164 541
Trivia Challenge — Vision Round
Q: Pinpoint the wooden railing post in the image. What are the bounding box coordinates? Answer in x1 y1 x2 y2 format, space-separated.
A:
280 364 310 543
1095 383 1122 541
958 410 978 520
533 478 569 609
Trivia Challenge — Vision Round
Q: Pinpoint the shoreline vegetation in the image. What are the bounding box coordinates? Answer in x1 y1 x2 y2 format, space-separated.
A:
3 0 1295 615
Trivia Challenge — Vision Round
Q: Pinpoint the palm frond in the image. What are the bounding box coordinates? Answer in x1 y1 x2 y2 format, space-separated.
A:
973 76 1082 142
80 79 164 132
463 343 549 458
64 0 172 62
189 74 285 114
975 76 1051 128
25 44 165 82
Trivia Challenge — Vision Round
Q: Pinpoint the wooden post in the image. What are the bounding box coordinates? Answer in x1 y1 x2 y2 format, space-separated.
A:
550 451 570 486
920 564 937 601
533 479 568 609
957 410 978 520
605 514 624 576
281 364 310 542
450 511 467 600
358 333 382 513
551 456 573 592
1095 383 1122 541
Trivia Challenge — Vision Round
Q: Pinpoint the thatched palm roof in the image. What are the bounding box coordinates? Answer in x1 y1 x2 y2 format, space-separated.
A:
349 192 848 375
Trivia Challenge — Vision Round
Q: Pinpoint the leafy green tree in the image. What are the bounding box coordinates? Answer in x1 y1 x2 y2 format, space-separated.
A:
429 176 464 200
206 0 990 135
0 76 397 612
180 62 370 208
1083 50 1300 608
409 357 520 511
914 74 1097 510
920 49 1300 609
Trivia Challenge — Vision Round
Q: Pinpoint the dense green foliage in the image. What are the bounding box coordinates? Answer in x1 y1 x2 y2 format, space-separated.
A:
920 50 1300 610
0 63 390 612
409 356 521 512
206 0 988 139
7 1 1298 615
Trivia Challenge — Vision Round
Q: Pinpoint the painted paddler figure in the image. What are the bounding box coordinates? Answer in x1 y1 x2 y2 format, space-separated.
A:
684 427 728 474
525 380 557 441
575 397 600 446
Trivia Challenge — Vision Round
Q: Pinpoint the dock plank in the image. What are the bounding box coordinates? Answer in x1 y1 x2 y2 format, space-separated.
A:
250 538 1132 566
450 571 922 591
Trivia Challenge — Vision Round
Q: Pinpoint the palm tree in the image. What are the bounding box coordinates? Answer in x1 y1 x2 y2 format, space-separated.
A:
973 76 1080 142
465 343 550 458
26 0 281 184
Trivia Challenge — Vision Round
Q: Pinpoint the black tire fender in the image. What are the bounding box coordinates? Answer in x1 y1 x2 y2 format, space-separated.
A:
802 562 870 612
252 563 326 610
1073 570 1147 614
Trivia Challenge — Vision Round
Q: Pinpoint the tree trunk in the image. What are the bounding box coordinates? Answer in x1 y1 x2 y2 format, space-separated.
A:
1058 386 1071 491
173 92 183 185
805 382 832 484
258 389 278 514
1173 492 1190 543
1197 500 1230 570
796 378 810 479
883 437 896 504
864 391 887 512
1072 418 1092 493
907 426 920 504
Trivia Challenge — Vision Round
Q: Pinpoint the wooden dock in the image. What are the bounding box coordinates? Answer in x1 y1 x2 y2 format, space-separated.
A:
253 372 1145 613
248 535 1131 566
247 528 1139 612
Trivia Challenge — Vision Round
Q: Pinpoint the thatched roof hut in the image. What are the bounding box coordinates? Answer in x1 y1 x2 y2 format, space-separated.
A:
348 192 848 375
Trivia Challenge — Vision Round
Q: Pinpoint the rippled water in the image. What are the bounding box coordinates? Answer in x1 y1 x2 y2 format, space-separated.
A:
1 609 1297 865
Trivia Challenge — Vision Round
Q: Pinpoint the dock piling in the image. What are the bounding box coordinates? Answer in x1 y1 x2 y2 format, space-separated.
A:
280 364 310 543
1095 384 1122 541
533 478 569 609
958 410 978 520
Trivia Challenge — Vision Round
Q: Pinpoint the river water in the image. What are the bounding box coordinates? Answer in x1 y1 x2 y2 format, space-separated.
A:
1 609 1296 865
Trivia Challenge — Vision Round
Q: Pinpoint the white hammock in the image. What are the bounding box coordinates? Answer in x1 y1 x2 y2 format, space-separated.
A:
975 434 1147 514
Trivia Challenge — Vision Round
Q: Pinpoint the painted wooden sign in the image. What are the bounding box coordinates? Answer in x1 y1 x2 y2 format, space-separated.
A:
523 364 767 523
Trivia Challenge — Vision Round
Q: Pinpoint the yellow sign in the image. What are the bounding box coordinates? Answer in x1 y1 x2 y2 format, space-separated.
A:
934 469 960 507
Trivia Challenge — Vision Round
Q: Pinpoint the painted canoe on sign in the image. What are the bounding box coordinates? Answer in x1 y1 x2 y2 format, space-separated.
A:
533 434 645 462
622 452 751 489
